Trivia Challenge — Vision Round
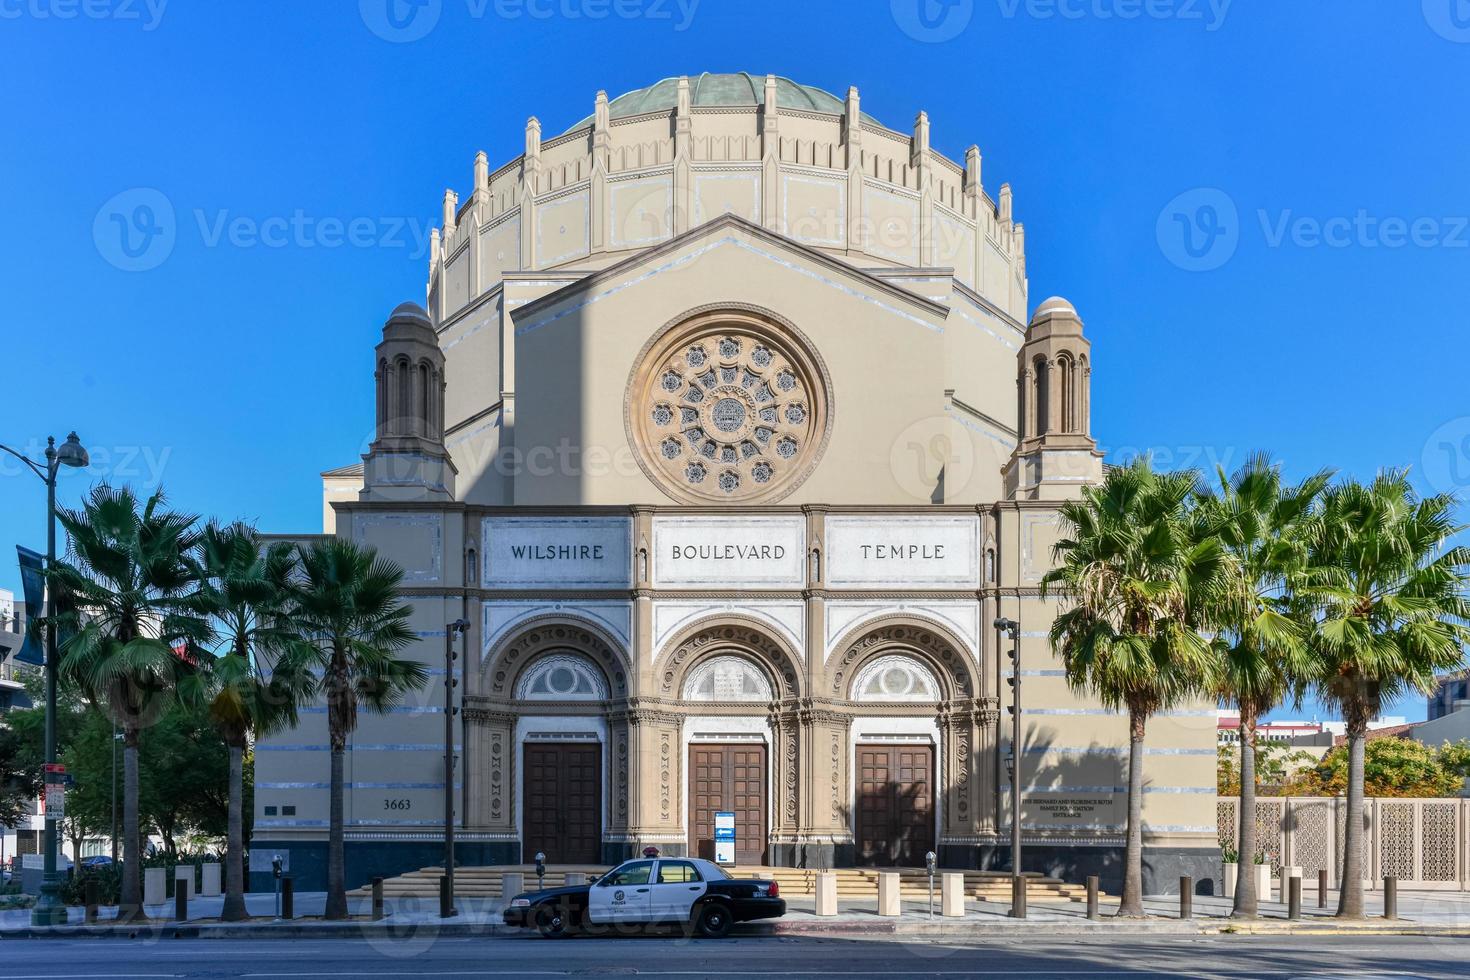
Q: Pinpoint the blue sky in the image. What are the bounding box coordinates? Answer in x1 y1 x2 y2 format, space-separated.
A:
2 0 1467 721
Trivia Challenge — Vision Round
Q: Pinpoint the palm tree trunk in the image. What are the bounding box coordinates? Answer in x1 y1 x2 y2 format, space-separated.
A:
1232 704 1259 918
325 742 347 919
1117 706 1147 917
120 730 142 917
221 742 247 921
1337 712 1368 918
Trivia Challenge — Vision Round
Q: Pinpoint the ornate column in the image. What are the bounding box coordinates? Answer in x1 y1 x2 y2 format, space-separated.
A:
939 698 1000 859
793 704 851 869
461 703 518 861
625 704 686 855
770 706 803 866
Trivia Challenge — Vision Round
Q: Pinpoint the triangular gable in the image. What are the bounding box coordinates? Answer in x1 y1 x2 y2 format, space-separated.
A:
509 213 951 340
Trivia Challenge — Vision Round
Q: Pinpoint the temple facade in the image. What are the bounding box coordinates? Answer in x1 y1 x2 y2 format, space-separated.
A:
254 73 1216 892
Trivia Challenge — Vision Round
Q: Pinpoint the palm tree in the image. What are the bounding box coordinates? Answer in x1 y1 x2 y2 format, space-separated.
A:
1041 458 1227 917
288 537 427 920
1195 454 1331 918
49 485 207 914
191 523 316 922
1302 471 1469 918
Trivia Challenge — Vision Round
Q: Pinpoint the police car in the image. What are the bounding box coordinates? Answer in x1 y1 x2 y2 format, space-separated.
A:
502 852 785 938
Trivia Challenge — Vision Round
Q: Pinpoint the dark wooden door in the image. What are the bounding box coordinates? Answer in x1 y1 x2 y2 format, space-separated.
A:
522 743 601 864
854 744 935 867
689 744 767 866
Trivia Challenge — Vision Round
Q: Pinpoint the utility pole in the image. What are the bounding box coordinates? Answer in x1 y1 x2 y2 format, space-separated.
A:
442 619 470 918
996 616 1024 918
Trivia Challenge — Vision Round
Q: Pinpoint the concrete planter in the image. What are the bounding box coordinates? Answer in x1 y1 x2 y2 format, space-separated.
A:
143 868 166 906
1223 863 1237 899
1254 864 1271 899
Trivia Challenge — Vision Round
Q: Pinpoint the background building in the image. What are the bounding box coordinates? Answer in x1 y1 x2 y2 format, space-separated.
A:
252 73 1217 893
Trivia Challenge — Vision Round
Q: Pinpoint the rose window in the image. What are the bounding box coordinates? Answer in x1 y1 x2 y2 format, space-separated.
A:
630 313 830 503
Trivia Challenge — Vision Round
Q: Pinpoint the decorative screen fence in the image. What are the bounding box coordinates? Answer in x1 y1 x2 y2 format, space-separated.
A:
1216 797 1470 890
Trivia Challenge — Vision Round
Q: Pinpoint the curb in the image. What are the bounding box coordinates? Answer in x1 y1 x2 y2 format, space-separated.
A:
3 918 1467 941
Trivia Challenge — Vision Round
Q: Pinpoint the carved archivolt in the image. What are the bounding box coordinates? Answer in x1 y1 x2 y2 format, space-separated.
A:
828 618 978 702
656 618 802 699
481 616 630 699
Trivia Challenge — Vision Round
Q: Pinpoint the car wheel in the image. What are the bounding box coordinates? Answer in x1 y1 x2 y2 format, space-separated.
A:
535 905 569 939
694 903 732 939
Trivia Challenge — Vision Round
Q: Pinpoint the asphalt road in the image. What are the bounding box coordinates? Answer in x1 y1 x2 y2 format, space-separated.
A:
1 935 1468 980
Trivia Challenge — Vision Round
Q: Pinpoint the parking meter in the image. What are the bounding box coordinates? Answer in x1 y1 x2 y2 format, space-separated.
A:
925 851 937 919
534 852 546 891
272 854 284 920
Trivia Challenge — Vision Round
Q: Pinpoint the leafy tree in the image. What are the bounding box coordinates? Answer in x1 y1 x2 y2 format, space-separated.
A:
49 485 207 913
1195 454 1330 917
1301 472 1470 917
1289 737 1469 798
1042 458 1227 916
287 538 426 919
189 523 313 921
138 700 231 857
1216 741 1318 796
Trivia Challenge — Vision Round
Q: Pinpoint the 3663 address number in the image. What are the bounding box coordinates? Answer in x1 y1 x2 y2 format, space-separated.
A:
383 798 413 811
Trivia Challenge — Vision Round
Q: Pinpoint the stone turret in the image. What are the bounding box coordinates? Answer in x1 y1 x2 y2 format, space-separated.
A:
362 302 457 501
1003 296 1103 500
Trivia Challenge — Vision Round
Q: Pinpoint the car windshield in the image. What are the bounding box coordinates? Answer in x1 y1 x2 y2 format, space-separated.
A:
597 860 653 886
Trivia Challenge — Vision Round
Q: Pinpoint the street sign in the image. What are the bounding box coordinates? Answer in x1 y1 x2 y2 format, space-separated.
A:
713 811 736 865
44 783 65 820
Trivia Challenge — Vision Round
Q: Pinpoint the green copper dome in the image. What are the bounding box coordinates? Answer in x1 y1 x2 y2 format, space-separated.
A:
563 73 880 134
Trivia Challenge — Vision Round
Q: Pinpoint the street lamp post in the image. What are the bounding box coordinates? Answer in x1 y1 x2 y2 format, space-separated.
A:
995 616 1024 919
2 433 89 927
442 618 469 919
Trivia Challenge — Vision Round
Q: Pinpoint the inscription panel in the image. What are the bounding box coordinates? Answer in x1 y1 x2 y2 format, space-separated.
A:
652 515 806 589
825 515 979 589
482 516 632 589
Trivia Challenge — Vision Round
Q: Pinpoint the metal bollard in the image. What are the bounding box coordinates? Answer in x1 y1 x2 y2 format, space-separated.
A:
372 876 385 921
1009 874 1027 919
1288 876 1302 919
1085 876 1099 920
281 876 294 920
175 881 188 922
84 878 99 923
1383 877 1397 920
1179 876 1192 919
440 874 453 919
1318 868 1328 909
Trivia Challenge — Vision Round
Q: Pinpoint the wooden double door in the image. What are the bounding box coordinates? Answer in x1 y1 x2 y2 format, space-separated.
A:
522 742 602 864
689 744 767 866
854 744 936 867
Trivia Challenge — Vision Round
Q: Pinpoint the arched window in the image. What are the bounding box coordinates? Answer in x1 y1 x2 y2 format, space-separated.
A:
515 653 608 701
418 361 430 436
1057 353 1076 433
851 655 940 702
376 358 387 430
396 356 411 433
682 656 773 702
1033 356 1050 435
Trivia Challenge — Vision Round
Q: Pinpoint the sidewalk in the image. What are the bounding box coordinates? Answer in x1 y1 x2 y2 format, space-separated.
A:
3 889 1469 939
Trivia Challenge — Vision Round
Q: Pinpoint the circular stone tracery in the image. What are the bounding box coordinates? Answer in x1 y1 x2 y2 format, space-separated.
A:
629 309 831 503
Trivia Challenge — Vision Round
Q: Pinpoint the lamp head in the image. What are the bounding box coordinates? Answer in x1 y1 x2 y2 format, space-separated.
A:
55 432 88 469
449 618 471 633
